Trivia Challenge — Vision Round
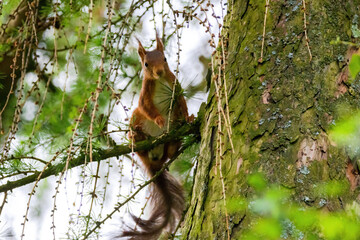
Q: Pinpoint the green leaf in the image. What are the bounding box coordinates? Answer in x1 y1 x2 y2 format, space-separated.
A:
330 112 360 158
349 54 360 79
253 218 282 239
288 206 317 229
330 112 360 142
248 173 267 191
319 215 343 239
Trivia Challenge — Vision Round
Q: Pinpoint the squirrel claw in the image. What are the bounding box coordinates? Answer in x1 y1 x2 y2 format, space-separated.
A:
155 116 165 128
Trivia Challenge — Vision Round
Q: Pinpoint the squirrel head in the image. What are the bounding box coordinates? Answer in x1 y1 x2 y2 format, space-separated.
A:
137 34 169 79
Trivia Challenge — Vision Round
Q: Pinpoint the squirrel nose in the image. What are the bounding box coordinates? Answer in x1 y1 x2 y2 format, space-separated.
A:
156 69 164 77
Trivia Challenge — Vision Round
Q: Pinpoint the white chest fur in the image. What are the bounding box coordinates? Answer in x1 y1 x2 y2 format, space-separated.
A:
142 77 175 137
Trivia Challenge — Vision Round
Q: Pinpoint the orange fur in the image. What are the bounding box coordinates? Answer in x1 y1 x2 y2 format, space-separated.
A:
121 33 191 239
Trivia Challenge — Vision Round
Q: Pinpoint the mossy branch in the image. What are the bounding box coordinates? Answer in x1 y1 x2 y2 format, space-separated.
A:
0 121 200 193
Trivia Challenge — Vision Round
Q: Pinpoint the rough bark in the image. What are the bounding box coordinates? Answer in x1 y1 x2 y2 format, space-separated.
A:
182 0 360 239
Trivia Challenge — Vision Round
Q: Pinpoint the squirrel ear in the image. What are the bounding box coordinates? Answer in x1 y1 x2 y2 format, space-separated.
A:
136 38 146 61
156 33 164 52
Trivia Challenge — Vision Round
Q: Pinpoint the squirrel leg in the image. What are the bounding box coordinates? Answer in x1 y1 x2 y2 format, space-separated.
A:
166 141 181 159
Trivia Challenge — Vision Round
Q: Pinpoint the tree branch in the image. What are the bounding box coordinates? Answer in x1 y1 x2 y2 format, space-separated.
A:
0 121 200 193
82 133 194 239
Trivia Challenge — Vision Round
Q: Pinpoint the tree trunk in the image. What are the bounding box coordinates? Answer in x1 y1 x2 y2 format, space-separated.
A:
182 0 360 239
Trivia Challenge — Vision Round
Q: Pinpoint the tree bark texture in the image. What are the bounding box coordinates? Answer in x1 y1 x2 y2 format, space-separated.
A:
182 0 360 239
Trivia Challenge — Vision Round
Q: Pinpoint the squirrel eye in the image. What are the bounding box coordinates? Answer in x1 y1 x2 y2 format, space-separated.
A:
164 57 167 62
144 62 148 67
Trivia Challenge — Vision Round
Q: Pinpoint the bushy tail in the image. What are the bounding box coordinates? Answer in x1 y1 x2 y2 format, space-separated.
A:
120 170 184 240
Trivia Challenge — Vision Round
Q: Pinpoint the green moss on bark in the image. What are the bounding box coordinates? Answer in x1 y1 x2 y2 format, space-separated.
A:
182 0 360 239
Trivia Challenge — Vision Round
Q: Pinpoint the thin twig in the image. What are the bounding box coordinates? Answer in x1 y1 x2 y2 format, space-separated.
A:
302 0 312 62
83 0 94 54
260 0 269 63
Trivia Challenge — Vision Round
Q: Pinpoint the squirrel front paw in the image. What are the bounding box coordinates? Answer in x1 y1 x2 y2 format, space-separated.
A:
155 116 165 128
128 130 137 140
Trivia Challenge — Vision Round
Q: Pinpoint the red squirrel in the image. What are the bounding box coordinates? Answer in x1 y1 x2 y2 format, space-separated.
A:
121 33 191 239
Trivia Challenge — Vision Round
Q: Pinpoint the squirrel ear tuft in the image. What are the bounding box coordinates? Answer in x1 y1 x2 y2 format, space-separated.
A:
136 37 146 61
156 32 164 52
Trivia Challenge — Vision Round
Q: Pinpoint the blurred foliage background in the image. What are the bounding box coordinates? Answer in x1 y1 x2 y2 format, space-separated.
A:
0 0 209 238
